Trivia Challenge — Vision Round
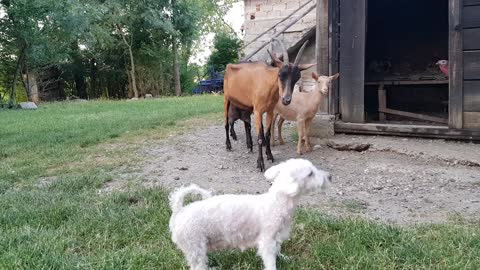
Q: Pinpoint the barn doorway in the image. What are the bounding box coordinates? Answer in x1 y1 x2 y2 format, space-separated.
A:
364 0 449 125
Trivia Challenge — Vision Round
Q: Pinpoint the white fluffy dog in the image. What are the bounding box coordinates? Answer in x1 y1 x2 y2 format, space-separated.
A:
168 158 331 270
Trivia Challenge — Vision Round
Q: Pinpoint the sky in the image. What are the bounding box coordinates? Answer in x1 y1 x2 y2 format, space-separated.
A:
189 1 244 65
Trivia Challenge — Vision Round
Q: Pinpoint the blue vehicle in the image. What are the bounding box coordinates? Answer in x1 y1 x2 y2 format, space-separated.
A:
193 67 224 94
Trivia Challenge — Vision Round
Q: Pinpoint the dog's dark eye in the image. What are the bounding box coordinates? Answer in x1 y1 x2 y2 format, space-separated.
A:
308 171 314 177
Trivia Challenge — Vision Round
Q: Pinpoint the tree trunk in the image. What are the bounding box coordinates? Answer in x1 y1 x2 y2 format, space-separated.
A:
173 40 182 96
75 69 87 99
118 27 138 98
25 71 40 103
10 45 26 106
90 58 97 98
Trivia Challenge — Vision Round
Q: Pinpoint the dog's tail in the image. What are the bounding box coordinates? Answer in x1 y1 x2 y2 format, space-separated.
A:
169 184 212 215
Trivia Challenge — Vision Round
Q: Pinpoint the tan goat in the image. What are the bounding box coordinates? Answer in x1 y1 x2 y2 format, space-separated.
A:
271 72 339 154
224 40 314 171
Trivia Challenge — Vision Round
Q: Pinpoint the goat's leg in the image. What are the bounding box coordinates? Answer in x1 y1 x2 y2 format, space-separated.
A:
277 117 285 145
304 118 313 152
224 99 232 151
230 122 237 141
270 113 278 146
244 120 253 153
296 120 305 155
265 110 274 162
255 112 265 171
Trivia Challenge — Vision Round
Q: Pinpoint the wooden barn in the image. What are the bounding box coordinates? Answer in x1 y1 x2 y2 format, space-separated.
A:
243 0 480 140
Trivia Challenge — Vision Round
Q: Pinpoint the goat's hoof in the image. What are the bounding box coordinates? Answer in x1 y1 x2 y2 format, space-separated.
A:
226 143 232 151
231 133 237 141
305 147 312 152
279 140 285 145
296 150 303 155
267 154 274 162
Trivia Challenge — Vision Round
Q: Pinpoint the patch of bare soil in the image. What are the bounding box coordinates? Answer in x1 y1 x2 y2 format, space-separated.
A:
109 122 480 225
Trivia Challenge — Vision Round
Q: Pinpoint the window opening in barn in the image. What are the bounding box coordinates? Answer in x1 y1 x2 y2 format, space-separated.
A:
364 0 449 125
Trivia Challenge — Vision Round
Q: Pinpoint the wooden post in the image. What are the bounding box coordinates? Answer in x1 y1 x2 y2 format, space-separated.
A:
316 0 329 113
329 0 340 115
378 84 386 121
449 0 463 129
338 0 366 123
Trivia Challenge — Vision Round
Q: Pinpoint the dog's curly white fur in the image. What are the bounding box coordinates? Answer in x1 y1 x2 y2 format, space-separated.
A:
169 158 331 270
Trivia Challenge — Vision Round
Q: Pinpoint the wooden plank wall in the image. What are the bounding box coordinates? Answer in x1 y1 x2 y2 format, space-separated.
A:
463 1 480 128
338 0 366 123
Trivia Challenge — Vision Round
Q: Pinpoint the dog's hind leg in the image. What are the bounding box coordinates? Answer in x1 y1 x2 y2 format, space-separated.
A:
182 241 208 270
258 240 278 270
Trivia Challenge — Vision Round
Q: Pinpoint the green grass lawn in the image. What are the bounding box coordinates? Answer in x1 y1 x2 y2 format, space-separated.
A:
1 96 479 269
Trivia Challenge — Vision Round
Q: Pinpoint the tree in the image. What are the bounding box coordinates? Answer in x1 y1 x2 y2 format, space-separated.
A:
0 0 237 101
207 32 242 72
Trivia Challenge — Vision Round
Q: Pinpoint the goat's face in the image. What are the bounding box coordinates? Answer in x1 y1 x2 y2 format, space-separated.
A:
312 72 339 95
277 64 301 105
268 40 316 106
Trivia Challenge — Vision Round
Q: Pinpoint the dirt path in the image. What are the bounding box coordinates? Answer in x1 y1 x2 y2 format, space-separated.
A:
110 121 480 225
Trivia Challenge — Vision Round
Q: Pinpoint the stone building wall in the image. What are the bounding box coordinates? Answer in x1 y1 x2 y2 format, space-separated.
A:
243 0 316 62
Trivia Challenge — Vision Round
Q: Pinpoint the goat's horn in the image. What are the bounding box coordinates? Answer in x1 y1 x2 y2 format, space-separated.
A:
273 38 289 64
267 49 276 62
293 40 309 66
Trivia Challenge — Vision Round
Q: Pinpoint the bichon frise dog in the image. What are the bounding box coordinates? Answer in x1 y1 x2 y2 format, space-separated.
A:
168 158 331 270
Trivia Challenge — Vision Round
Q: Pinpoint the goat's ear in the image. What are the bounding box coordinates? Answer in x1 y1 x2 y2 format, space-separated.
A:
311 72 319 81
329 73 340 81
267 49 283 68
298 63 316 71
264 163 282 180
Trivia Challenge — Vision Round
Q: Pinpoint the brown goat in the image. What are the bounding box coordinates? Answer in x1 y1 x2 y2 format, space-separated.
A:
224 39 315 171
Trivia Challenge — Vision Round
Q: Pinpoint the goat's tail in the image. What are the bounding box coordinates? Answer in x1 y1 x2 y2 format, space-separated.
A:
169 184 212 215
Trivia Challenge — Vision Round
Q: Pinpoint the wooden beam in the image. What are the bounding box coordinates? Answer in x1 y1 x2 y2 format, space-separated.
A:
339 0 366 123
365 80 449 86
335 122 480 140
449 0 464 129
379 108 448 124
316 0 329 113
329 0 340 115
378 84 386 121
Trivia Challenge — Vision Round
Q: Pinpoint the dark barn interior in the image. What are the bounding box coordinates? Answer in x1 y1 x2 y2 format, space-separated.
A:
364 0 449 124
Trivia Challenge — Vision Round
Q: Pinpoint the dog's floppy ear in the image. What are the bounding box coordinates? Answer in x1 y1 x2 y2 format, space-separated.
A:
277 177 299 197
264 163 282 180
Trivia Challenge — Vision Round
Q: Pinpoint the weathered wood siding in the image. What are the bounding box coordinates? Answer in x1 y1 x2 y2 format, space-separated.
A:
338 0 366 123
463 1 480 128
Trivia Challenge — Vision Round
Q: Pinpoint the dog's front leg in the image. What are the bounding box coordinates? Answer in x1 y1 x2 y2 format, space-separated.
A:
258 240 278 270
